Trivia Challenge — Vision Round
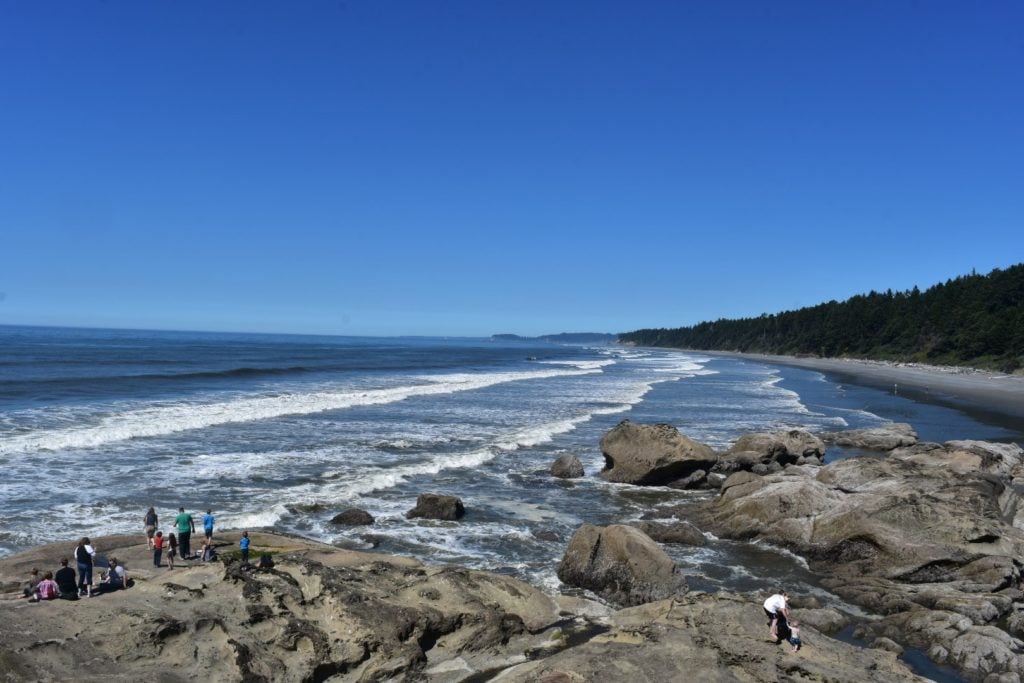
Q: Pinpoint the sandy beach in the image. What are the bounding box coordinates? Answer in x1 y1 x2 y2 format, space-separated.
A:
707 352 1024 422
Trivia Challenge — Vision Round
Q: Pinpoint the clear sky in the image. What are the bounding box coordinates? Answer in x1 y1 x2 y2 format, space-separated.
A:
2 1 1022 337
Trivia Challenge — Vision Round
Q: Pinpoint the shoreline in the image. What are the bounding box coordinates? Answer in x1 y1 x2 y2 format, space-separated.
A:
693 350 1024 424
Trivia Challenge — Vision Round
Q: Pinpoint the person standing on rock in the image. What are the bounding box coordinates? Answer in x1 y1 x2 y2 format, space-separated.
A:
239 531 250 564
788 621 802 652
75 537 96 597
144 507 158 549
153 531 165 567
175 507 196 559
763 590 790 641
166 533 178 569
202 508 215 542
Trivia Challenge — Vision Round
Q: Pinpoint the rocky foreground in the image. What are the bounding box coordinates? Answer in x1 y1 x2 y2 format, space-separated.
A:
2 419 1023 681
0 530 924 683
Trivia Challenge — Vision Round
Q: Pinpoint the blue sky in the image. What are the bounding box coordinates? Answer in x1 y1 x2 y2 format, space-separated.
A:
2 1 1022 337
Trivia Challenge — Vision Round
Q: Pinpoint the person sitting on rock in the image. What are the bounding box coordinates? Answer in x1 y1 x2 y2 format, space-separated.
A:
55 558 78 600
788 621 802 652
95 558 127 594
763 590 790 641
22 568 41 599
32 572 60 601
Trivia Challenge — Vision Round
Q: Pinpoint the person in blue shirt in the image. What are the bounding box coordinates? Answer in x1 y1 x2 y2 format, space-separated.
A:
203 509 215 542
239 531 250 564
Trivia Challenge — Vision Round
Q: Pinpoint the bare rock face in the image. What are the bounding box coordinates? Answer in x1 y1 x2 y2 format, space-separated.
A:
630 520 706 546
722 429 825 464
330 508 375 526
696 439 1024 681
0 532 563 683
822 422 918 450
406 494 465 521
557 524 687 606
550 454 585 479
599 420 716 486
497 592 929 683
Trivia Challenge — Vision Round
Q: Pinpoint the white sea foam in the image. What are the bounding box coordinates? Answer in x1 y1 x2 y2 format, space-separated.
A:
0 365 603 456
751 540 811 570
539 359 616 370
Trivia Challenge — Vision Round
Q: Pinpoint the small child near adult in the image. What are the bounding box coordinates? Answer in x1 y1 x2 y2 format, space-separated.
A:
239 531 250 564
789 621 802 652
201 538 216 562
166 533 178 569
153 531 165 567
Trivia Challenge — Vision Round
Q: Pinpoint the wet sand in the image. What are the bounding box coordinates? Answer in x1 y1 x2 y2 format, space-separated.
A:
708 352 1024 422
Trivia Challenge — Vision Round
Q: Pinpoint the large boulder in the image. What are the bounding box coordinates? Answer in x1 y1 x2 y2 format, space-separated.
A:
821 422 918 450
722 429 825 463
557 524 687 606
599 420 716 485
330 508 375 526
550 454 585 479
406 494 465 521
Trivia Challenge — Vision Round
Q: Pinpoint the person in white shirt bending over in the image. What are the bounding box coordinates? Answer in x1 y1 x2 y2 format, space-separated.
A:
763 590 790 640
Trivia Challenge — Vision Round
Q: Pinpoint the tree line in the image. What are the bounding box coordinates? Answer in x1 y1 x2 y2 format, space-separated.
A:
619 263 1024 372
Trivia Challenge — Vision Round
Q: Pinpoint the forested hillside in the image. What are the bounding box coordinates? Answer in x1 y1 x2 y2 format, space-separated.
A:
619 264 1024 372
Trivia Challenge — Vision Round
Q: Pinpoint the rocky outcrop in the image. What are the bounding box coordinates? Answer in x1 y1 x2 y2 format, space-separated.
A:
0 532 563 683
695 439 1024 681
557 524 687 606
716 429 826 472
550 454 585 479
498 592 929 682
892 440 1024 478
330 508 375 526
821 422 918 450
599 420 716 485
406 494 465 521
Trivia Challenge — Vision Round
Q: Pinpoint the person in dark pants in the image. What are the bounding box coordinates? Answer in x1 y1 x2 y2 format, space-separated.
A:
75 537 96 597
153 531 165 567
175 507 196 559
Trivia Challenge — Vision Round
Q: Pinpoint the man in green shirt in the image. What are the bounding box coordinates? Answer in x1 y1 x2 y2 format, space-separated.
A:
175 507 196 559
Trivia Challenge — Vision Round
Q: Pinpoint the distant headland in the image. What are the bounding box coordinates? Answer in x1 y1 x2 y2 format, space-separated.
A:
491 332 618 344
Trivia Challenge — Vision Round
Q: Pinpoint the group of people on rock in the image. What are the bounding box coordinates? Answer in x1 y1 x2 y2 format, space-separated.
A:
21 505 260 603
763 589 802 653
23 540 128 602
144 506 218 568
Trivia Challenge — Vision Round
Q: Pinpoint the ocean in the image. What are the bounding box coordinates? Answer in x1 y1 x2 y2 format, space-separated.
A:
1 325 1020 603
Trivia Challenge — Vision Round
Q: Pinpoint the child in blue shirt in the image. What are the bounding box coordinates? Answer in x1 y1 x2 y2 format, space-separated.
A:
240 531 250 563
203 509 215 541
